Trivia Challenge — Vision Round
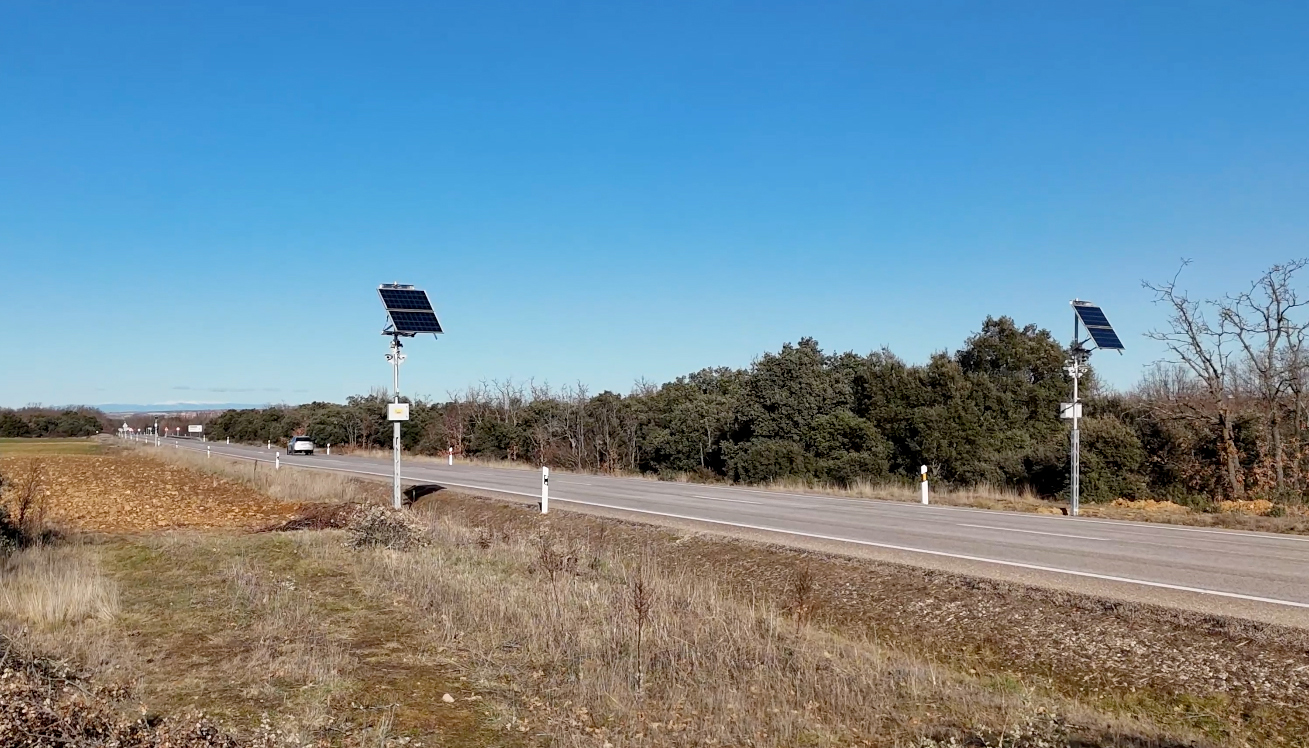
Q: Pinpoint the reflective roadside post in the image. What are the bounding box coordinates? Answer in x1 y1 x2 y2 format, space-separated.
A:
541 466 549 514
920 465 929 505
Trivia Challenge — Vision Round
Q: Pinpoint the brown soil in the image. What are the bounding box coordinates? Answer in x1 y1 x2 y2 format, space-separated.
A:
1 454 304 532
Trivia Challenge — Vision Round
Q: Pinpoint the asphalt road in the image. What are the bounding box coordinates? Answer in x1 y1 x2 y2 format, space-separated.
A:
155 437 1309 626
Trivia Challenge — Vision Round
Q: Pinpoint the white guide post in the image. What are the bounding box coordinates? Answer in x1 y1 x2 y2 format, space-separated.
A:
448 446 454 466
275 452 280 470
920 464 929 505
540 466 549 514
327 443 331 455
207 446 211 459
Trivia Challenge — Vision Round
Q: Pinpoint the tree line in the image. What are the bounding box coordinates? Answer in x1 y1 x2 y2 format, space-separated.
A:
202 261 1309 507
0 407 107 439
209 317 1144 501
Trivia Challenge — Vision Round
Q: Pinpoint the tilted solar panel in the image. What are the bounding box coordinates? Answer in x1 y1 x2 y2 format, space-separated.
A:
379 288 434 311
1084 326 1123 350
1073 306 1110 328
1073 303 1124 350
388 310 444 334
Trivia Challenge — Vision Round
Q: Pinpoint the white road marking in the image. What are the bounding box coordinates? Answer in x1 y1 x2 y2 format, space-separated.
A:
957 524 1109 542
692 495 762 505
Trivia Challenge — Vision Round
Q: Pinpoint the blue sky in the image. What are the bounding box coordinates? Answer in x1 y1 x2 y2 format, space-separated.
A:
2 1 1307 407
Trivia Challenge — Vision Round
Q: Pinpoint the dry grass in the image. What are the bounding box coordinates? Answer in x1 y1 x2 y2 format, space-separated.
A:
95 531 504 745
5 447 1304 746
144 446 385 506
0 631 245 748
0 437 105 456
0 544 119 628
751 476 1063 514
0 456 58 549
408 493 1309 747
322 506 1204 747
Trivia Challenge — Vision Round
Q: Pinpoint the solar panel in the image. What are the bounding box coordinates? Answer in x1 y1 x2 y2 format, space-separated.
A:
1073 303 1124 350
379 288 433 311
389 310 444 334
378 284 442 335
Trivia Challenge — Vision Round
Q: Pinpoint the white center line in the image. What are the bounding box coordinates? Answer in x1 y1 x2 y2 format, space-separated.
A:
693 494 762 505
957 524 1108 542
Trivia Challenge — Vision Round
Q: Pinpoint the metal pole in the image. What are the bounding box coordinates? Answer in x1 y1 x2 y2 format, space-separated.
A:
391 335 403 511
1071 369 1080 517
1070 306 1081 518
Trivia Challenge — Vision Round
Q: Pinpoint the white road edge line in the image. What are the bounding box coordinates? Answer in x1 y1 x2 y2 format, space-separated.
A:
170 443 1309 607
956 524 1109 541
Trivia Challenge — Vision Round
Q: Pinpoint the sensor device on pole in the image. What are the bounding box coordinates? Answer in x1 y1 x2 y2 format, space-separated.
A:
1066 300 1124 517
377 283 443 510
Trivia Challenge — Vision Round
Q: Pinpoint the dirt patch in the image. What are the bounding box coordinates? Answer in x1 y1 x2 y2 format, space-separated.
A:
1 455 303 532
260 502 358 531
1216 499 1280 516
1100 498 1193 514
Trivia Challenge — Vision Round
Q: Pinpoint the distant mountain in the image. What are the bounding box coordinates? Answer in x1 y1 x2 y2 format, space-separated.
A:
98 403 269 415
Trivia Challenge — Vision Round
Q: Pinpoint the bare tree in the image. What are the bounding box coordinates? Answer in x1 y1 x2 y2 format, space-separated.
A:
561 382 590 470
1144 261 1246 497
1220 260 1309 490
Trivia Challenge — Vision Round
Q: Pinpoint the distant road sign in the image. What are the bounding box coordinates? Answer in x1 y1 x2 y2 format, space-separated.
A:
188 425 204 433
387 403 410 421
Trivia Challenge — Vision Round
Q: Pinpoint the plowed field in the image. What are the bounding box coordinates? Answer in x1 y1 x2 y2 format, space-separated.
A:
0 454 302 532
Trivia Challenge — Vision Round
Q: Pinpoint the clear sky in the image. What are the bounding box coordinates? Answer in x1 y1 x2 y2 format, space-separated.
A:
2 1 1307 408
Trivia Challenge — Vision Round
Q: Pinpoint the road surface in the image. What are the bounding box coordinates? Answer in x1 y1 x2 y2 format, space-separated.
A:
156 437 1309 627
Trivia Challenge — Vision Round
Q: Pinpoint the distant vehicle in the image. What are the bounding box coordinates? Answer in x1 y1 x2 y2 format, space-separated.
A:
287 437 315 455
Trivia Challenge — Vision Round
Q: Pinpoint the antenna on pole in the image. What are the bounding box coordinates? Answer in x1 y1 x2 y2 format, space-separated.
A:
377 283 443 510
1064 300 1124 517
